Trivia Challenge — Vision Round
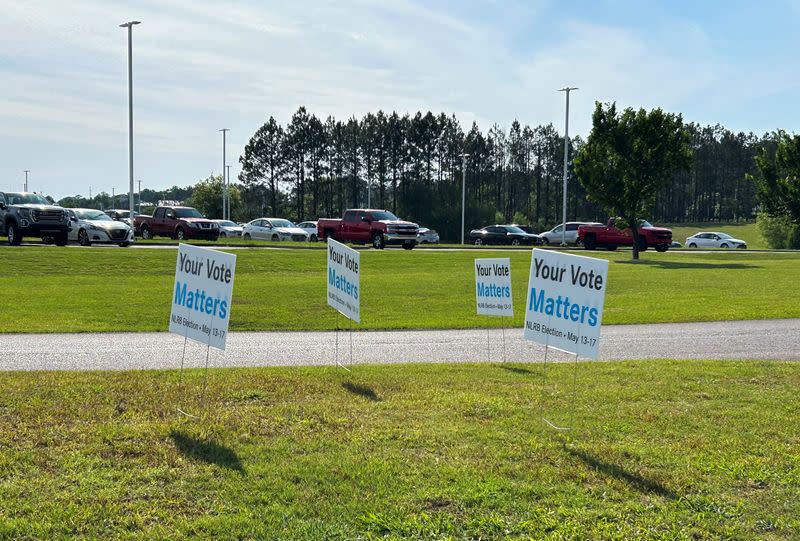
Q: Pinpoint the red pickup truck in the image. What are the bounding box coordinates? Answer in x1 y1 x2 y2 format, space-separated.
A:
318 209 419 249
578 219 672 252
133 206 220 241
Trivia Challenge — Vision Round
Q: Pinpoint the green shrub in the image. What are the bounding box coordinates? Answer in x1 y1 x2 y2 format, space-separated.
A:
757 212 800 249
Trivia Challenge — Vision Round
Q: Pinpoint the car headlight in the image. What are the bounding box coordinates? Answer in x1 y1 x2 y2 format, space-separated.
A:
20 208 31 219
188 222 198 228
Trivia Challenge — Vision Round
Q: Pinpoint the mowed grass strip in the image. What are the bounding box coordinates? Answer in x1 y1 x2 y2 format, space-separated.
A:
0 248 798 333
0 361 797 539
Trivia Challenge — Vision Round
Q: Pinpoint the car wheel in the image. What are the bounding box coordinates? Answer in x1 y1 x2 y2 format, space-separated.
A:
655 245 669 252
720 243 729 249
78 229 91 246
583 235 596 250
176 227 185 240
606 244 617 251
310 234 317 242
272 234 279 241
689 243 697 248
638 237 648 252
541 238 549 245
402 241 415 250
141 225 152 240
118 242 130 248
511 238 521 246
372 232 385 249
220 232 227 238
474 238 483 246
7 222 21 246
54 234 68 247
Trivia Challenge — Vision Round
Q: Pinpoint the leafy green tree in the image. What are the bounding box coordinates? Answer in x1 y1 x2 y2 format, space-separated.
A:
573 102 692 259
188 175 242 220
751 131 800 223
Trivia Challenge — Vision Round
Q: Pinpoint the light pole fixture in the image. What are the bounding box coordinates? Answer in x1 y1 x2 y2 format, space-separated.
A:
120 20 141 228
24 170 29 192
137 179 142 214
112 187 116 209
558 87 577 247
220 129 229 220
460 153 469 245
226 165 232 219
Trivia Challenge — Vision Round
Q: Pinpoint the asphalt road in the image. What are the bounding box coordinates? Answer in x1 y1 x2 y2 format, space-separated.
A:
1 319 797 372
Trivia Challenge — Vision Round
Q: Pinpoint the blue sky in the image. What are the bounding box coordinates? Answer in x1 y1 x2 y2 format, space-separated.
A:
1 0 798 200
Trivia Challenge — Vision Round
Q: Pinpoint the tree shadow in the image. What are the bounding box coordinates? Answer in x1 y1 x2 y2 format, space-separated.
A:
616 260 759 270
342 381 381 402
565 447 676 500
498 365 535 375
170 430 246 474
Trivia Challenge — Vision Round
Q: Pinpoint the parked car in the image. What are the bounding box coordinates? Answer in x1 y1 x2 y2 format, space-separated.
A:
242 218 309 241
417 227 440 244
67 208 134 247
685 232 747 249
540 222 602 245
105 209 139 227
469 225 542 246
211 219 243 238
0 191 70 246
296 220 319 241
133 206 219 241
578 219 672 252
317 209 419 249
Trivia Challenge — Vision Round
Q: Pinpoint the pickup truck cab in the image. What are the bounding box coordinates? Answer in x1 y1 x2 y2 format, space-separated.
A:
578 219 672 252
318 209 419 249
0 191 70 246
133 206 219 241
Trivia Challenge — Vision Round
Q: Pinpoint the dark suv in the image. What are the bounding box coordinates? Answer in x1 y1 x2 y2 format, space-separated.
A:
0 192 70 245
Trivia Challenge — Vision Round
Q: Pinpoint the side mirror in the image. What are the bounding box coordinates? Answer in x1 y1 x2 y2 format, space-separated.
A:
167 213 175 220
0 202 5 210
361 216 372 223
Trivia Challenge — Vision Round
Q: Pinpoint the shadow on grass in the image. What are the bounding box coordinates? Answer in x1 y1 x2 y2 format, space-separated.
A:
170 430 246 474
616 259 759 270
565 447 676 500
498 365 536 375
342 381 381 402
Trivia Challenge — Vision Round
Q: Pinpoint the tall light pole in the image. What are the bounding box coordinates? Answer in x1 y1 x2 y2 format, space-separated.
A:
460 153 469 244
24 170 29 192
220 129 229 220
558 87 577 247
120 21 140 228
137 180 142 214
112 187 116 209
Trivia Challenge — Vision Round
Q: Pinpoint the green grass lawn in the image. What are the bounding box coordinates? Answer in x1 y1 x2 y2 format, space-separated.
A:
0 360 797 539
1 248 798 333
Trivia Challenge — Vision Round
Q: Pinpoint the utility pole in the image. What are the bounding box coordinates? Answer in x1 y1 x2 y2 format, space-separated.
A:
137 180 142 214
24 170 29 192
220 129 229 220
112 187 116 209
119 21 141 232
460 153 469 244
558 87 578 247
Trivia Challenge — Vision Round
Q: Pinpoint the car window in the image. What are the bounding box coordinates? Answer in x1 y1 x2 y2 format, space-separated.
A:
487 226 503 233
154 208 165 219
270 219 294 228
343 211 357 222
566 224 579 231
552 225 562 233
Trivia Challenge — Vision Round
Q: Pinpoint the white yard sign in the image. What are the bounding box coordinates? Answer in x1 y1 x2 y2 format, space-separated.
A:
327 238 361 323
523 249 608 359
169 243 236 350
474 257 513 317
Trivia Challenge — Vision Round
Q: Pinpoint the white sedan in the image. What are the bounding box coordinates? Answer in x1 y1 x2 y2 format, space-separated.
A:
685 232 747 249
67 208 135 247
211 220 243 238
295 220 319 241
242 218 310 241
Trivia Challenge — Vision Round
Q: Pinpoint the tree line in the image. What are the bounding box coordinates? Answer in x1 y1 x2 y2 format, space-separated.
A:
236 106 781 240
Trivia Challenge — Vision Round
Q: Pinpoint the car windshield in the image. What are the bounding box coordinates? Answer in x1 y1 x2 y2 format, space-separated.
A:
370 211 399 221
6 192 50 205
175 208 203 218
716 233 732 239
217 220 238 227
504 226 527 234
77 210 112 221
269 219 294 228
639 220 653 227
